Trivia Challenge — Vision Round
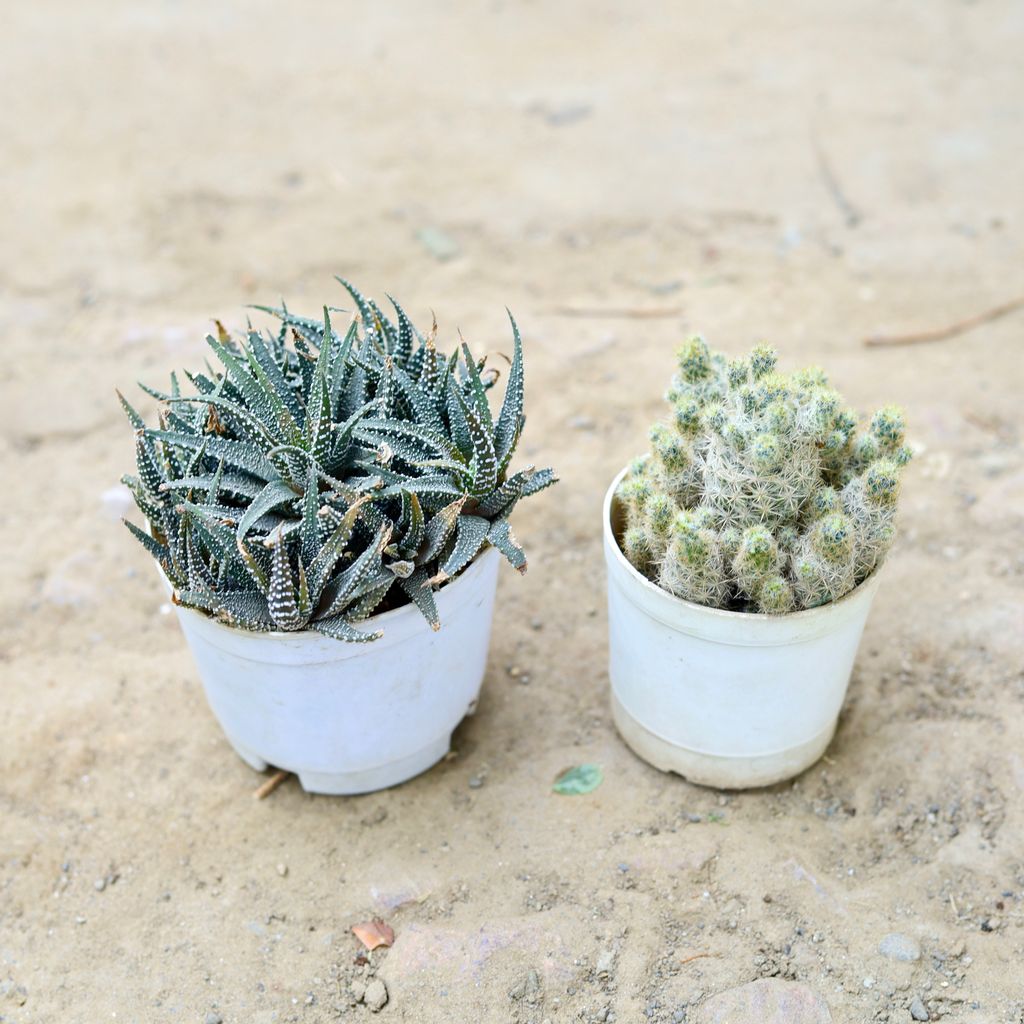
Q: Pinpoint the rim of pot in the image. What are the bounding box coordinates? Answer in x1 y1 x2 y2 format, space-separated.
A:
604 463 882 623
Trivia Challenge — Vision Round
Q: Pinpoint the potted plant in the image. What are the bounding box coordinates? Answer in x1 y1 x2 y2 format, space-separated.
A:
119 278 555 794
604 337 911 788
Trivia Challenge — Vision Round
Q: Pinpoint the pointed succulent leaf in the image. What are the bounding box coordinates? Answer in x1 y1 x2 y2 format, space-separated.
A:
264 443 362 497
123 518 169 563
521 466 558 497
151 433 276 479
393 362 445 432
267 530 305 630
418 496 467 564
488 518 527 573
399 490 425 557
328 319 359 409
386 294 417 365
367 297 398 353
458 390 499 496
297 559 312 620
318 523 392 619
306 307 335 464
311 615 382 643
122 474 166 524
242 344 303 444
495 311 525 469
388 475 467 503
161 472 265 501
249 305 341 351
236 480 299 542
354 419 460 461
117 390 146 430
345 571 395 620
205 334 284 433
300 466 321 567
247 330 304 423
307 496 367 601
236 538 270 595
135 434 166 500
399 569 440 630
166 394 280 453
435 514 490 580
460 341 494 432
474 466 534 517
176 588 274 631
335 277 383 340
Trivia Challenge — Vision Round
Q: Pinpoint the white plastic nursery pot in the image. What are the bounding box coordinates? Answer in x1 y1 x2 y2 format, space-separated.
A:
160 546 501 795
603 467 883 790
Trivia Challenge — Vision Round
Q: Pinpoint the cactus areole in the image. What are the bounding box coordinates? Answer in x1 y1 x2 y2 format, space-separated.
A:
616 337 911 614
119 278 556 642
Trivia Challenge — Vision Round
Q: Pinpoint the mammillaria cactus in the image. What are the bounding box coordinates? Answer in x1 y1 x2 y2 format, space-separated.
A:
617 337 911 613
120 279 556 642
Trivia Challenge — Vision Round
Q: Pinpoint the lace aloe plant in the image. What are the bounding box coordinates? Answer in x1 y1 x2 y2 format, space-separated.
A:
617 338 911 613
120 279 556 641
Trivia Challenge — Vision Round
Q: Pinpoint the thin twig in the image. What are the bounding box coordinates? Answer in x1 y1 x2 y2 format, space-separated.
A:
811 127 862 228
949 893 959 918
864 296 1024 348
548 306 682 320
679 952 719 965
253 769 290 800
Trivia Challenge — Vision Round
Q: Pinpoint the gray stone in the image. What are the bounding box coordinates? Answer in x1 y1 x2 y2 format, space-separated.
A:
350 980 366 1002
204 1014 223 1024
694 979 832 1024
523 969 541 1001
595 950 615 975
878 933 921 962
909 996 929 1021
364 978 388 1012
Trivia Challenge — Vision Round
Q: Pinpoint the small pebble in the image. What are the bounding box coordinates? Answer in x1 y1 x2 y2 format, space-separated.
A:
350 980 366 1002
909 995 929 1021
568 415 596 430
468 775 484 789
878 933 921 962
595 950 615 975
94 878 106 892
364 978 388 1012
276 863 288 877
205 1013 223 1024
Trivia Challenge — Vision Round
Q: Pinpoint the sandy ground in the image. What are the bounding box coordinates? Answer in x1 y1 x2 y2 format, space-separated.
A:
2 2 1024 1022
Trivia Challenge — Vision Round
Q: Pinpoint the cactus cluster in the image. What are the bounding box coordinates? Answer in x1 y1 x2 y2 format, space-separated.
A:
617 338 911 613
120 278 556 642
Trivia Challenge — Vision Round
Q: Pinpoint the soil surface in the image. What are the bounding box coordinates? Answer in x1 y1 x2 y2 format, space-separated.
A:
2 3 1023 1022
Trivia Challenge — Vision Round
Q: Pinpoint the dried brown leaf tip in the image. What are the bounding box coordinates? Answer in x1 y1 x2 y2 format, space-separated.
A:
352 918 395 951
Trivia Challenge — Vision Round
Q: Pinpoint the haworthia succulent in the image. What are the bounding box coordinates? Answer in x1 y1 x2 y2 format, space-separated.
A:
120 279 557 641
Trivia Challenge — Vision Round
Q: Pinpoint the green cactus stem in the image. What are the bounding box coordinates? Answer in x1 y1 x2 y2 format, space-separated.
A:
616 337 910 613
